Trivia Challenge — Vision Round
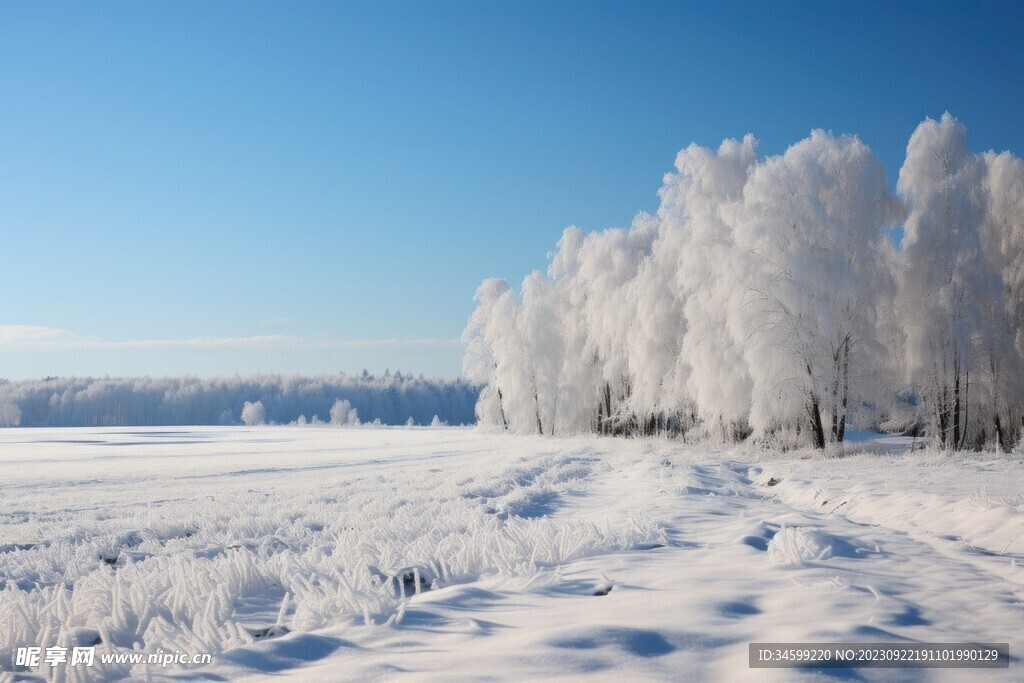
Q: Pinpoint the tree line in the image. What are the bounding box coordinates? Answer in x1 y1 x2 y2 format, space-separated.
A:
0 371 479 427
463 114 1024 451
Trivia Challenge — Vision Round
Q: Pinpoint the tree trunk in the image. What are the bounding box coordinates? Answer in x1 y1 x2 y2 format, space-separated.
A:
497 388 508 431
837 339 849 443
534 390 543 435
831 374 839 438
936 378 949 449
958 367 969 450
990 357 1008 452
808 399 826 449
830 352 840 442
604 382 612 435
951 346 963 450
805 362 826 449
994 413 1007 453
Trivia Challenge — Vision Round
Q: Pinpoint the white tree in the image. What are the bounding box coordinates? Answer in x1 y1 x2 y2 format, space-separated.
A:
329 398 360 426
573 218 658 434
463 116 1024 451
623 212 691 434
462 278 513 431
671 136 757 439
519 270 565 435
486 283 543 434
897 114 992 449
545 227 606 434
731 130 901 448
0 402 21 427
974 144 1024 449
240 400 265 426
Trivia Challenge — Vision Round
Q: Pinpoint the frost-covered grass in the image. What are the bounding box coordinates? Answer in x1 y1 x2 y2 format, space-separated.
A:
0 427 660 681
1 427 1023 681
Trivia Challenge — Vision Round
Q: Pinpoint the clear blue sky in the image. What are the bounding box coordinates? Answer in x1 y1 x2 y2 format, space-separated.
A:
2 0 1022 379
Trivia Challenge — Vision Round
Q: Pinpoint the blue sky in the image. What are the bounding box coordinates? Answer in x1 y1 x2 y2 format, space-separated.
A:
2 0 1022 379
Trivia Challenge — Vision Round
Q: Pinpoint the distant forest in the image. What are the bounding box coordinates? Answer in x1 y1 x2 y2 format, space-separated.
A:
0 372 480 427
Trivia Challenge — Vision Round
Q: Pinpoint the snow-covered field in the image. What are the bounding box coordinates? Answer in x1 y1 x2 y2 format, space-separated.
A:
1 427 1022 681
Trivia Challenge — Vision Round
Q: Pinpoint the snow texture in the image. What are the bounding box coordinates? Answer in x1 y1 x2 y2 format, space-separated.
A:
1 427 1022 681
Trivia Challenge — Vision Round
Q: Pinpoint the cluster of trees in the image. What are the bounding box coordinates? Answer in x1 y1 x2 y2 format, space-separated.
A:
0 371 479 427
464 114 1024 451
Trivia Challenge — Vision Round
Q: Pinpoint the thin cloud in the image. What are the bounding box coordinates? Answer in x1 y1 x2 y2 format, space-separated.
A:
0 326 462 352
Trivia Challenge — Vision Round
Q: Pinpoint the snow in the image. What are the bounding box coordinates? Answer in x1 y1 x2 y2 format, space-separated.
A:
1 427 1022 681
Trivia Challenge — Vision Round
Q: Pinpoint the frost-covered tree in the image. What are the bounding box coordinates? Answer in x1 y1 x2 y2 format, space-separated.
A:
519 271 566 435
976 149 1024 450
487 283 544 434
670 136 757 439
329 399 360 426
572 217 659 434
465 115 1024 452
622 212 692 434
0 402 21 427
240 400 265 426
897 114 997 449
545 227 606 433
731 130 902 448
462 279 513 431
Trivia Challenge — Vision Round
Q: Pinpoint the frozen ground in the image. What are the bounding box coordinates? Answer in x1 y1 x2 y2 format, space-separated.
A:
1 427 1022 682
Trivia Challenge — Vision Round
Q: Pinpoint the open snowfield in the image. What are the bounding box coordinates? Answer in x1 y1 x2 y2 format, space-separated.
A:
1 427 1022 682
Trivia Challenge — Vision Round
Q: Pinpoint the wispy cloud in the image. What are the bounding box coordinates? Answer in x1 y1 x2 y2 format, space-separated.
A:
0 326 462 352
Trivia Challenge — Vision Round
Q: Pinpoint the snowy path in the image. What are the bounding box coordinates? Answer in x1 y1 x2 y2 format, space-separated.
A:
1 428 1021 681
267 450 1019 682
